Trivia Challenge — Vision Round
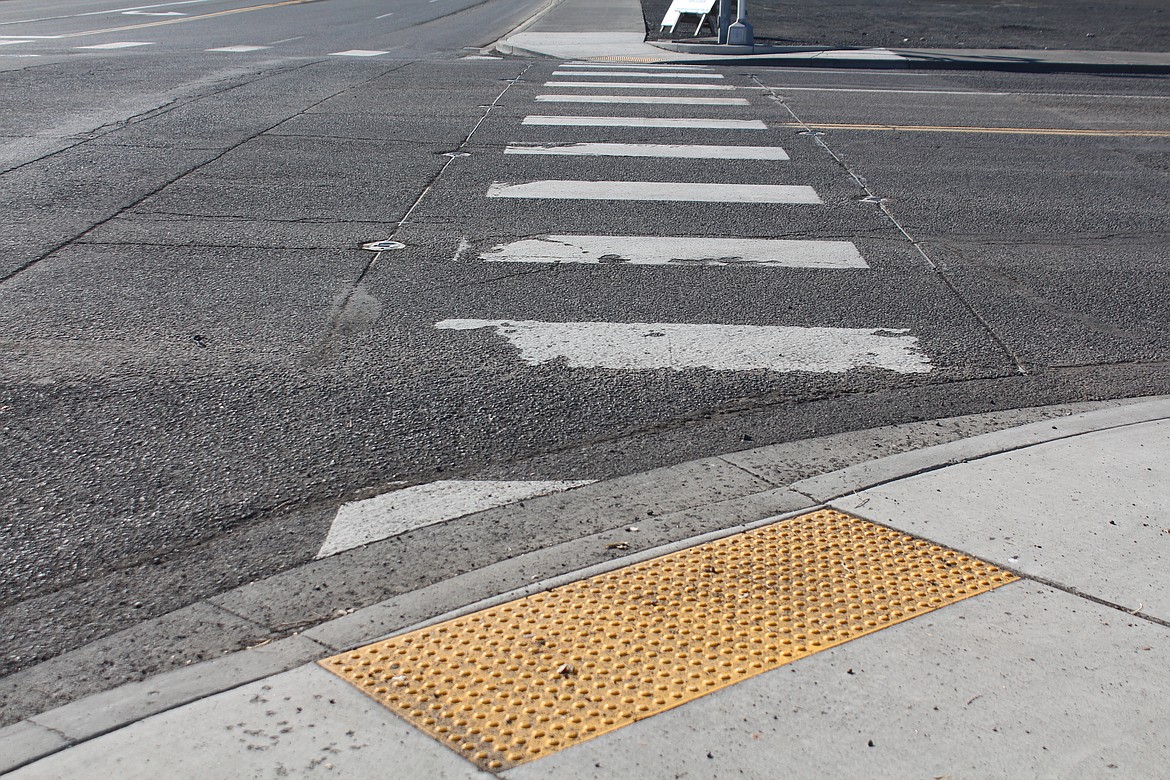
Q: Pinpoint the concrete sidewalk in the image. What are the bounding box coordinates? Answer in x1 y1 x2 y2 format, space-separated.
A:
3 396 1168 778
496 0 1170 73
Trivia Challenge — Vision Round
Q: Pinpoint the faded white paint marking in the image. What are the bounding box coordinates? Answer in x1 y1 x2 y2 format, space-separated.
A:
329 49 388 57
205 44 269 52
478 236 866 268
0 40 34 45
505 142 786 159
536 94 748 106
316 479 593 558
552 71 724 79
523 115 766 130
375 11 395 18
76 41 154 49
435 320 931 373
122 9 185 14
486 180 821 204
545 81 734 91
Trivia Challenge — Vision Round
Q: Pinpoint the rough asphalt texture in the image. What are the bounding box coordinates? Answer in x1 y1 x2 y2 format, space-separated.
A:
642 0 1170 51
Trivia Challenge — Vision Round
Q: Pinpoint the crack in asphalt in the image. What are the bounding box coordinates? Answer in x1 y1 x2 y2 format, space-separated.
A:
310 62 535 366
0 59 415 287
752 75 1030 377
120 212 393 225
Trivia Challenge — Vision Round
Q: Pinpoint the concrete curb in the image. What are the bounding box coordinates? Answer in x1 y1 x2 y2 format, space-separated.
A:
3 396 1166 774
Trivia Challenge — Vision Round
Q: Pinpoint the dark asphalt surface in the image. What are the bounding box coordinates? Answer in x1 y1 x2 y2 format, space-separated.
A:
2 0 1169 723
643 0 1170 51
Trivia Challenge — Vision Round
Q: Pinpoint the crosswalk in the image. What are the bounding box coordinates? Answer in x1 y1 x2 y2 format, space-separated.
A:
431 61 934 376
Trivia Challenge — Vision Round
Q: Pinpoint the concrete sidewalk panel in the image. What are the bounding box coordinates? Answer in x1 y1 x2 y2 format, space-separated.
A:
502 582 1170 778
833 420 1170 620
8 666 493 780
792 398 1170 503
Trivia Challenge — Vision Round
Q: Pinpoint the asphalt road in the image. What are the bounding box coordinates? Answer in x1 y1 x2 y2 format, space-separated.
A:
643 0 1170 51
2 0 1169 710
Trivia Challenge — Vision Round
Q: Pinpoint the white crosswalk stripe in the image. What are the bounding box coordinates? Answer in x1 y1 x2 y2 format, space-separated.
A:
486 181 822 204
563 62 712 70
551 71 725 79
523 115 766 129
545 81 734 90
536 94 749 105
436 321 931 373
478 236 867 268
505 142 788 159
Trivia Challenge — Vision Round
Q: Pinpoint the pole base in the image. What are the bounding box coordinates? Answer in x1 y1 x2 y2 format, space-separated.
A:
726 20 753 46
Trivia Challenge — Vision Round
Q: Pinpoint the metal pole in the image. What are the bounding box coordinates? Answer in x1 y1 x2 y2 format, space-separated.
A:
726 0 753 46
717 0 733 44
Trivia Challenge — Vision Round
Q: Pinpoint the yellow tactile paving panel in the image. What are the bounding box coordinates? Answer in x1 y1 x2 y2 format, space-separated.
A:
321 509 1017 771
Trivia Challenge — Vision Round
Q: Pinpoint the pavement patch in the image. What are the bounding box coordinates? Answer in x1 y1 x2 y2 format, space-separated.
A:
321 508 1016 771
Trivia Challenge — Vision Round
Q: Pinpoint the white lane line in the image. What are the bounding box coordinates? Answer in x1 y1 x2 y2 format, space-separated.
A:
523 115 766 129
268 36 303 44
76 41 154 48
0 40 34 45
565 62 711 70
552 71 724 79
205 44 269 52
316 479 594 559
0 0 212 26
487 181 821 204
546 81 734 91
122 10 185 14
436 320 932 373
505 142 787 159
536 94 749 105
375 11 395 18
478 236 866 268
329 49 388 57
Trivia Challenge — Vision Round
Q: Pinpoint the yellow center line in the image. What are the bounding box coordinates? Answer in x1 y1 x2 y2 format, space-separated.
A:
58 0 318 38
778 121 1170 138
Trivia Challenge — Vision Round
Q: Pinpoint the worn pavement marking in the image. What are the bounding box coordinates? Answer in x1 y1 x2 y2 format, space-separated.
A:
477 236 864 267
522 115 766 130
317 480 594 559
505 142 785 159
434 320 930 373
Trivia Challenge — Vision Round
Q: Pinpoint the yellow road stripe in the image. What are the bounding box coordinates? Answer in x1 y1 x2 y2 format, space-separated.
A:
779 121 1170 138
322 509 1017 771
58 0 318 38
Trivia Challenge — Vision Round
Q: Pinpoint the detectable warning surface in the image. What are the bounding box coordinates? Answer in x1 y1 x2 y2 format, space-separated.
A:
321 509 1017 770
